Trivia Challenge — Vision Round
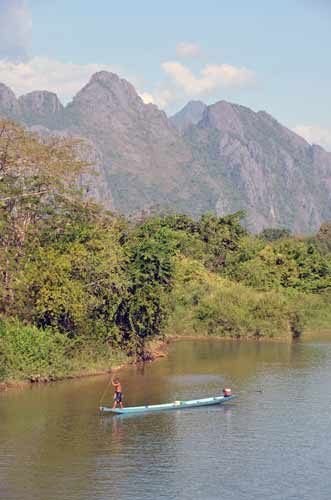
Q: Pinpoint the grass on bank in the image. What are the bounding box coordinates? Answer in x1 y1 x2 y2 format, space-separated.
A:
164 257 328 340
297 291 331 333
0 317 128 382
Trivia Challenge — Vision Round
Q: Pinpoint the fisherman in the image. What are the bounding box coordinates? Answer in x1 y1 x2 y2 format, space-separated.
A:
112 377 124 409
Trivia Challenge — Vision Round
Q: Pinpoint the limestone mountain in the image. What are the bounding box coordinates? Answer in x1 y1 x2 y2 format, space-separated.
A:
0 72 330 233
0 83 20 119
170 100 207 132
62 72 193 213
18 91 64 127
183 101 331 231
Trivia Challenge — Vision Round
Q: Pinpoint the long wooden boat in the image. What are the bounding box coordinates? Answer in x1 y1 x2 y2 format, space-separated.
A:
99 394 236 415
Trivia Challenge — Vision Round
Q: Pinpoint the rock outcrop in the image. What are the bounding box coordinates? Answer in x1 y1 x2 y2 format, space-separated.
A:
18 91 64 127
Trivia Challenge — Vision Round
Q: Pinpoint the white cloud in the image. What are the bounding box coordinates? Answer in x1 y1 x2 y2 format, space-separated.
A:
141 88 180 109
151 88 179 108
293 125 331 151
0 57 121 103
140 61 256 110
176 42 201 59
0 0 32 61
161 61 255 97
139 92 155 105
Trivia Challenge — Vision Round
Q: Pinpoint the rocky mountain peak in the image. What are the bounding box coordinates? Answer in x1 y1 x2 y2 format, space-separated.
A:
170 100 207 132
72 71 143 112
200 100 245 137
90 71 126 87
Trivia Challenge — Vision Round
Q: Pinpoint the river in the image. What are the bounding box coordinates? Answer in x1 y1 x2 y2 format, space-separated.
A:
1 337 331 500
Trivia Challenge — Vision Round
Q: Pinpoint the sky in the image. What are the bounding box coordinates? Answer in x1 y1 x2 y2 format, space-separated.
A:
0 0 330 150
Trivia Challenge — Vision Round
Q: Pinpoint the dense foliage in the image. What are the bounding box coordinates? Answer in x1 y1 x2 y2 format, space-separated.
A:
0 120 330 382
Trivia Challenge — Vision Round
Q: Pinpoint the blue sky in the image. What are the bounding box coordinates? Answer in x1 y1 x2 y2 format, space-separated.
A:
0 0 330 149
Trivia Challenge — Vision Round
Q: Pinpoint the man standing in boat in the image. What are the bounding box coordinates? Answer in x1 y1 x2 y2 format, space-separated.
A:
112 377 124 409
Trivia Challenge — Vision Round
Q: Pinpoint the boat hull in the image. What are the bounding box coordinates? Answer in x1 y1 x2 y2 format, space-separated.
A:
99 395 236 415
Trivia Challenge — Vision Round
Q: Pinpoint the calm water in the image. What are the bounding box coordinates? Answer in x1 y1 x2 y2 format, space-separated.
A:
1 337 331 500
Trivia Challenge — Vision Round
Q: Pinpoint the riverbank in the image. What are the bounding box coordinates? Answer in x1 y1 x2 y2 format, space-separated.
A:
1 331 296 392
4 327 331 393
0 338 169 392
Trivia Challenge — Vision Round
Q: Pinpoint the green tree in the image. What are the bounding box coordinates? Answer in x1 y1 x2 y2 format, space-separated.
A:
12 215 128 340
0 120 88 314
116 226 178 355
197 211 247 270
233 239 331 292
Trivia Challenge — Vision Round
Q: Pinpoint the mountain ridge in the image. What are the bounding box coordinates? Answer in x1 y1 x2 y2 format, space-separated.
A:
0 72 330 233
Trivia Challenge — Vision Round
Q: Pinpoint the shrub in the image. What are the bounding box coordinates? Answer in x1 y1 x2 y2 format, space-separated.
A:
0 317 72 381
